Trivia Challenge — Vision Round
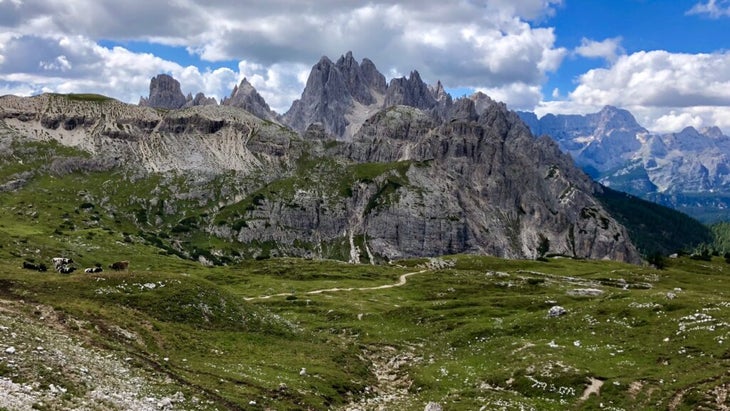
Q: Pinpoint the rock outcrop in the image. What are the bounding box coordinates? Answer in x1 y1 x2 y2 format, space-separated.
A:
282 52 390 139
139 74 188 110
221 78 277 122
282 52 468 140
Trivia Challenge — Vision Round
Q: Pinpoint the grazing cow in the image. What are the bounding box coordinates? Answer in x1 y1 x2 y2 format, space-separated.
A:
58 265 76 274
52 257 73 270
84 267 103 274
22 262 48 272
22 261 39 270
109 261 129 271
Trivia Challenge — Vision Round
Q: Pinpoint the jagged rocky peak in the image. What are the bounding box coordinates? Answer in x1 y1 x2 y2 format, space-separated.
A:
139 74 216 110
383 70 437 110
701 126 726 139
430 81 449 103
360 57 387 95
222 78 277 121
139 74 188 110
282 51 390 138
184 92 217 108
594 105 643 131
469 91 496 115
282 55 352 137
335 51 377 105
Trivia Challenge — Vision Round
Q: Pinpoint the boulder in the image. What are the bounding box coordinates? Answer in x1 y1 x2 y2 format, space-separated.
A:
548 306 567 317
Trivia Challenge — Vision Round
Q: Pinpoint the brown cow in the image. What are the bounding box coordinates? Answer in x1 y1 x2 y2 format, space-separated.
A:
109 261 129 271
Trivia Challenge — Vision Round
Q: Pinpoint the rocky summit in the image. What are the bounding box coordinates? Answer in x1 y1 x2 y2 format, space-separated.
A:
139 74 217 110
221 78 278 122
139 74 188 110
282 51 460 140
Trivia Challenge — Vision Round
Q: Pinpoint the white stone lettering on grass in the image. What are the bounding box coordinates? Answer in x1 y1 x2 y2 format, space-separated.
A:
527 376 576 396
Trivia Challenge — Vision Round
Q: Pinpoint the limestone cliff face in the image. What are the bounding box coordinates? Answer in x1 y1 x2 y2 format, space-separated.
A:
0 94 301 175
231 103 641 262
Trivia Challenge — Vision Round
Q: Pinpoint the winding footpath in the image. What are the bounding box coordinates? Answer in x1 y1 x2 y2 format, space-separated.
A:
243 269 429 301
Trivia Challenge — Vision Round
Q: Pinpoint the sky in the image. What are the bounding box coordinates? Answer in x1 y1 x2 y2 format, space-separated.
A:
1 0 729 134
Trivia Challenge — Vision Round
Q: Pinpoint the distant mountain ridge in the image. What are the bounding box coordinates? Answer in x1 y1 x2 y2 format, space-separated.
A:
518 107 730 222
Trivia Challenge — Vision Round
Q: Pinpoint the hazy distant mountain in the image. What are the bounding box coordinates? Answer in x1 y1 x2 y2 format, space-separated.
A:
519 107 730 222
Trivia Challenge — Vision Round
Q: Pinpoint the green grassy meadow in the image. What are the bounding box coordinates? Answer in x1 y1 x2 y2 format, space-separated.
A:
2 248 730 410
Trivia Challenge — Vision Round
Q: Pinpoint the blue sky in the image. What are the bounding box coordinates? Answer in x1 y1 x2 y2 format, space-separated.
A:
545 1 730 99
1 0 730 133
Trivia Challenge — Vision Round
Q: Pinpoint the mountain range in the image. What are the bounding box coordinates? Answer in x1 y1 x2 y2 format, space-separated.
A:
0 52 714 264
519 107 730 223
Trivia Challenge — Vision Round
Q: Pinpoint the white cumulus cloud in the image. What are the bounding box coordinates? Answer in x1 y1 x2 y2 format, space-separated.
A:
574 37 624 62
537 49 730 134
686 0 730 18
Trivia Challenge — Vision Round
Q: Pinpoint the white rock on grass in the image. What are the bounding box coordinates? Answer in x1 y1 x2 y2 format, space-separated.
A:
425 402 443 411
567 288 604 297
548 306 567 317
5 346 16 354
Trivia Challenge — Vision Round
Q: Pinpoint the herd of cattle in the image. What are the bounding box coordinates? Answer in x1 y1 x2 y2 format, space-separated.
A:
21 257 129 274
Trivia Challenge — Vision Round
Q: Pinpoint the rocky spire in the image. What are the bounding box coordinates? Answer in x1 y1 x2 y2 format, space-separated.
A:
335 51 376 105
469 91 496 115
184 92 217 108
139 74 187 110
383 70 437 110
222 78 277 121
360 58 387 95
282 56 352 137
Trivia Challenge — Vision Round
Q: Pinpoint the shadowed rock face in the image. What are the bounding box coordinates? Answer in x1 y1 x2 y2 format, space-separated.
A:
139 74 188 110
282 56 352 137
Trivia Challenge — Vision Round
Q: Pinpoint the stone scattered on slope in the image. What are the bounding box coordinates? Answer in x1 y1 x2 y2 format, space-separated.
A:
548 306 567 317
